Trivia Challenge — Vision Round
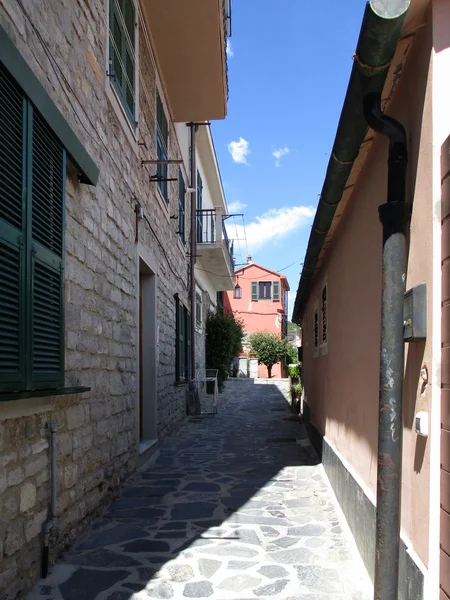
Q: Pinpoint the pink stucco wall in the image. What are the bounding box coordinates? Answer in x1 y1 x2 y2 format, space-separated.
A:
223 263 289 378
301 18 433 567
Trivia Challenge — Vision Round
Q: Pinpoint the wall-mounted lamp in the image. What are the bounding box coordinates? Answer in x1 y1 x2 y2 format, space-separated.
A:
233 283 242 299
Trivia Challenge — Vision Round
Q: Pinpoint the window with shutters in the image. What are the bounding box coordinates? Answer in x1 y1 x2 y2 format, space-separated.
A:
175 295 191 382
156 92 169 202
0 62 65 394
109 0 136 127
178 169 185 243
258 281 272 300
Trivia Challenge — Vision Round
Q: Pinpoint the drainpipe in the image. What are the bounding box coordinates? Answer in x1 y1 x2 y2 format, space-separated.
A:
363 92 410 600
188 122 197 386
42 422 57 578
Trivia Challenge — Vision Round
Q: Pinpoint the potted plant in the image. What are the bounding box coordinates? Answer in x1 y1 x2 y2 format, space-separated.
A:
290 382 302 413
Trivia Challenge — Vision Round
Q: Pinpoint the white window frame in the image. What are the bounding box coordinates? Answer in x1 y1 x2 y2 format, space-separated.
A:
105 0 140 152
321 279 328 356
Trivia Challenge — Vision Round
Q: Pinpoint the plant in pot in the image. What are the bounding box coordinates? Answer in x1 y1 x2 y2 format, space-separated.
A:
291 382 302 414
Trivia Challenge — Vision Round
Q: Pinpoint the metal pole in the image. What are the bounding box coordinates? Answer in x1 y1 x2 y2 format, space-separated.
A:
188 122 197 383
363 92 410 600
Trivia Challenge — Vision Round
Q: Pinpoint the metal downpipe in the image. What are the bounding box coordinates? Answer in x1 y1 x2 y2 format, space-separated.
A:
363 92 410 600
42 423 57 578
188 122 197 400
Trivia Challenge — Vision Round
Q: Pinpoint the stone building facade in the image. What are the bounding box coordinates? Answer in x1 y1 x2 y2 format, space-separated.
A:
0 1 231 597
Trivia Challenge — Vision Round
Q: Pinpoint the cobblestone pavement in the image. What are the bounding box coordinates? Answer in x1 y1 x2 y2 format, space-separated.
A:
28 379 372 600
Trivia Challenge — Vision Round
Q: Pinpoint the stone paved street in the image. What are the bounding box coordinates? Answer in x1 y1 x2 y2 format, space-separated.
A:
28 379 372 600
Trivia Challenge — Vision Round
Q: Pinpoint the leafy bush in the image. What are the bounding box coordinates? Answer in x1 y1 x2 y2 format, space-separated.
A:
249 331 289 378
287 363 300 379
205 310 244 391
285 343 299 365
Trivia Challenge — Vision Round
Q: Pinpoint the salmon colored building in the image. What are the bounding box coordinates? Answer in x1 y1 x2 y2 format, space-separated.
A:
223 259 289 378
292 2 450 599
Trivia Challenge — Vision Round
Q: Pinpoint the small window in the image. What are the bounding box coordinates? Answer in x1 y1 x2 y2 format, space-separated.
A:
156 91 169 202
175 296 191 382
195 292 202 330
178 169 185 242
313 307 319 358
259 281 272 300
109 0 136 125
321 284 327 344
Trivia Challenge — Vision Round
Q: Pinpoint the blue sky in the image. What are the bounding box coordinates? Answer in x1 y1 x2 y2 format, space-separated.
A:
211 1 368 318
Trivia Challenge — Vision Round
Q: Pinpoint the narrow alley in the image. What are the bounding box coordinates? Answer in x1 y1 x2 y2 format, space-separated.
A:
28 380 372 600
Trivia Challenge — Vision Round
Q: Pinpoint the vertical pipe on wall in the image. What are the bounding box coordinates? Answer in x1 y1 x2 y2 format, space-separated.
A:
363 92 410 600
42 422 57 578
188 122 197 384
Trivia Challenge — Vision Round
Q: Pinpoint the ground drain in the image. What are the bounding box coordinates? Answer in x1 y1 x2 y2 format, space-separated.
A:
266 437 296 443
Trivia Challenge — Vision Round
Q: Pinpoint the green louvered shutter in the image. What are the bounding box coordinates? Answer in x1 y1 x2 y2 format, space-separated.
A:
29 108 65 389
273 281 280 301
124 0 135 119
186 310 191 380
0 64 27 392
251 281 258 301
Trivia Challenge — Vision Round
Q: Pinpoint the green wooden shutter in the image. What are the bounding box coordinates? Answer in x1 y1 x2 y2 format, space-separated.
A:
251 282 258 301
186 310 191 380
29 108 65 389
0 64 27 392
273 281 280 301
175 297 180 381
178 169 185 242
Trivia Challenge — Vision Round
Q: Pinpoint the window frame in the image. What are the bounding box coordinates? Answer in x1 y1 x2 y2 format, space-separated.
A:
156 90 169 203
258 281 272 300
108 0 137 128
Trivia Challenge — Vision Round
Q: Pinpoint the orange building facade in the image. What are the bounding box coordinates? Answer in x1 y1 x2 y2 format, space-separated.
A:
223 260 289 378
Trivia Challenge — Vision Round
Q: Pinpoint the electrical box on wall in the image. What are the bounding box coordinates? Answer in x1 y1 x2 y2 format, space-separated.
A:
403 282 426 342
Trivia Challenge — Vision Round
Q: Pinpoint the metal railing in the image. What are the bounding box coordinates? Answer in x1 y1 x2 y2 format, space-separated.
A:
196 209 234 275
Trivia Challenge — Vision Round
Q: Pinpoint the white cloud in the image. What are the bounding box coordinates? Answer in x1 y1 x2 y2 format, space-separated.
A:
227 137 250 164
272 146 290 167
226 39 234 57
231 205 315 252
227 201 247 213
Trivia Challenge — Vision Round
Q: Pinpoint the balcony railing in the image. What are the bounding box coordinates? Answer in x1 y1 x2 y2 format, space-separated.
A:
196 209 234 275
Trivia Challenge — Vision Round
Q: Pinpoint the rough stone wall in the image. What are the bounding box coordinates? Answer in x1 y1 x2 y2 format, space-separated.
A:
0 1 192 597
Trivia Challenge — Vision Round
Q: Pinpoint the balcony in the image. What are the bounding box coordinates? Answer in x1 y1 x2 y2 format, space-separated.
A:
141 0 230 122
196 209 234 290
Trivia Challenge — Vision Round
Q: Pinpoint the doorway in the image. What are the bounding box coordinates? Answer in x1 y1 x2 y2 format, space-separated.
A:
138 257 157 449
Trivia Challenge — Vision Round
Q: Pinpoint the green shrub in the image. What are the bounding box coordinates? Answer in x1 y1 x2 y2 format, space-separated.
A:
287 364 300 379
285 343 299 365
249 331 289 378
205 310 244 391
